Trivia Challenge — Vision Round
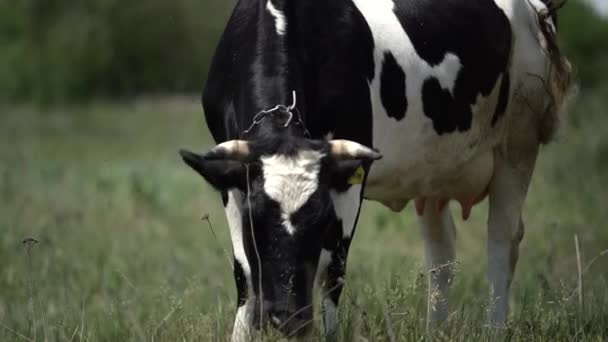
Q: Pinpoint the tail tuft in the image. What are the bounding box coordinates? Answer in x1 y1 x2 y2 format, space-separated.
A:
536 0 574 144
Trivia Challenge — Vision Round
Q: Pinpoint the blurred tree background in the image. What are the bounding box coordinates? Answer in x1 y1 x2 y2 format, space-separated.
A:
0 0 606 105
0 0 233 104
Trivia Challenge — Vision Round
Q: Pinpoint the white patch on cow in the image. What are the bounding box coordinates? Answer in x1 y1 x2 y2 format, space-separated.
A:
266 0 287 36
495 0 554 92
262 150 324 234
225 190 255 342
330 185 363 238
322 298 339 336
231 299 254 342
432 53 461 95
315 248 333 285
226 191 251 282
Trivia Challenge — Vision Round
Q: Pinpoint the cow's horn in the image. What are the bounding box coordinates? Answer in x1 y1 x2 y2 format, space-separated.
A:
329 140 382 160
205 140 250 160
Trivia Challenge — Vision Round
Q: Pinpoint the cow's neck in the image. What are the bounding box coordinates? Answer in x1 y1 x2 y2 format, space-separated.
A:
244 0 339 139
250 0 301 114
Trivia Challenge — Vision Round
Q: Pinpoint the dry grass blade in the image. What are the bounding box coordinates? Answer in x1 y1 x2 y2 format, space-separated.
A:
582 249 608 275
22 237 48 342
22 237 38 341
277 281 344 333
152 306 178 341
566 249 608 302
381 301 396 342
69 324 79 342
0 321 34 342
79 298 86 342
574 234 584 313
201 214 234 270
115 269 138 293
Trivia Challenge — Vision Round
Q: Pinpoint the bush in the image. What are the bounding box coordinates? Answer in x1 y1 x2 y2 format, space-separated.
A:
559 0 608 88
0 0 233 104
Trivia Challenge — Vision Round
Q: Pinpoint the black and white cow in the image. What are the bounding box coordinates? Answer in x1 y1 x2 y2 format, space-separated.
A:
180 0 571 339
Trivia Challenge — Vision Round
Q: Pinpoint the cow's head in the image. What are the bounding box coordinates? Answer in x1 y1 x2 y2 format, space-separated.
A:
180 110 380 335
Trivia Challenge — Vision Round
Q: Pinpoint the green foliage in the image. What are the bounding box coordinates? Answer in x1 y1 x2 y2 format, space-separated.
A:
560 0 608 88
0 0 234 104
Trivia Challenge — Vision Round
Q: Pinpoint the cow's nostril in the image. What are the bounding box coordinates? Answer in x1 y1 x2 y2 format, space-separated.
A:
270 314 282 327
268 309 292 331
268 309 312 336
268 310 289 328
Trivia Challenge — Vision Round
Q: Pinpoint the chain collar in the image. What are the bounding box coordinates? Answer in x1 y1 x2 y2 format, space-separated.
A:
241 91 311 138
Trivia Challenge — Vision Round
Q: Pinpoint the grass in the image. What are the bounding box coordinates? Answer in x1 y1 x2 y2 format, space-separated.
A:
0 89 607 341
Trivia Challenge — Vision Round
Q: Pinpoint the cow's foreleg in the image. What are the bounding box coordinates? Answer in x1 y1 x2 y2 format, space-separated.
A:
317 185 364 339
486 145 538 326
318 244 348 341
224 190 255 342
232 298 254 342
418 200 456 331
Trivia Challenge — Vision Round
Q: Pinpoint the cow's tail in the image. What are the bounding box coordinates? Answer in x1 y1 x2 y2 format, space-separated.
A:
535 0 574 144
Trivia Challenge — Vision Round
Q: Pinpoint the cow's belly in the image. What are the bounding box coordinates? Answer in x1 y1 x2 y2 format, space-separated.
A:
365 144 494 217
364 89 503 215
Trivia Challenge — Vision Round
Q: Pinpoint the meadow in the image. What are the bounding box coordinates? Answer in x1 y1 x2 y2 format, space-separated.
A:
1 86 607 341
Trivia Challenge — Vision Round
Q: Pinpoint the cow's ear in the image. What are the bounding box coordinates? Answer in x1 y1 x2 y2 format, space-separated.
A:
180 149 246 191
330 160 365 189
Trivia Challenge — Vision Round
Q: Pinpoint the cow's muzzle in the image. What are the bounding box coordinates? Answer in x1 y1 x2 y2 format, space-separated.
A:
253 299 313 337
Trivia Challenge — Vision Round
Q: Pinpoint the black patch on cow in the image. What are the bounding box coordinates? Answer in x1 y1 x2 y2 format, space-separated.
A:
392 0 512 135
422 77 471 134
324 238 351 304
234 257 248 307
492 73 510 125
380 52 408 120
323 218 343 251
293 1 375 147
221 191 229 206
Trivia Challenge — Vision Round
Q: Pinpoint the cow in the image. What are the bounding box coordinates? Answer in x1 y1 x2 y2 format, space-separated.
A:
180 0 572 339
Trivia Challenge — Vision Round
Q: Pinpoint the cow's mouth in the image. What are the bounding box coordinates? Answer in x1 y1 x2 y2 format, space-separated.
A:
252 299 313 337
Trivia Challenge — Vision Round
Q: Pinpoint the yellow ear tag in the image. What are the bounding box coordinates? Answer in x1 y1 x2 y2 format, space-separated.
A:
347 166 365 185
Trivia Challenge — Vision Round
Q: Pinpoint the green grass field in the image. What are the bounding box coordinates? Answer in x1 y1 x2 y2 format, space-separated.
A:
1 88 607 341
